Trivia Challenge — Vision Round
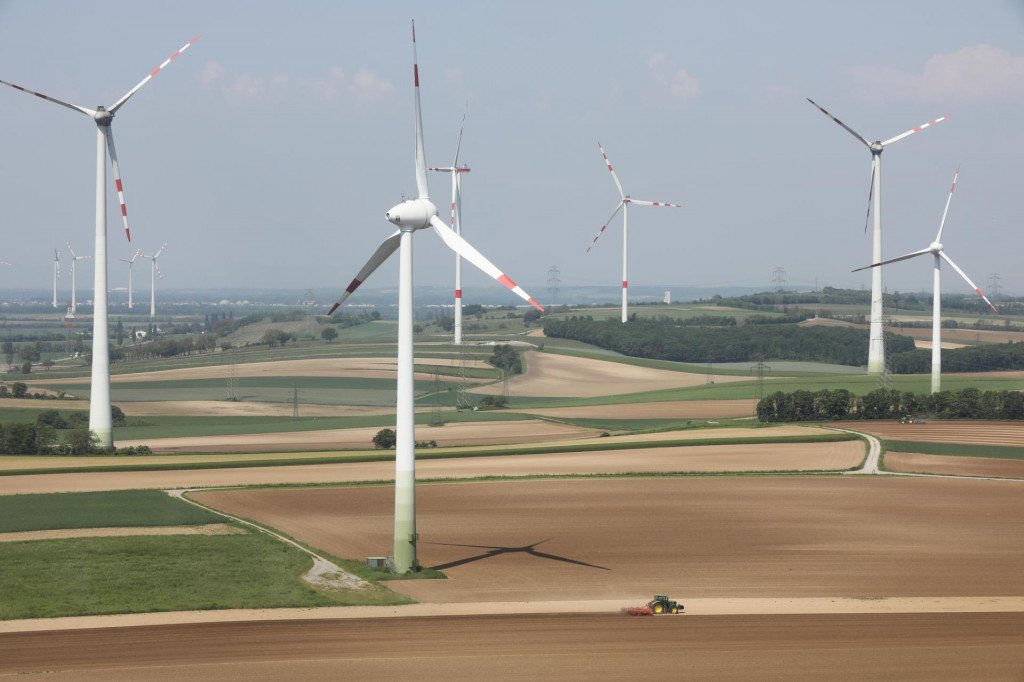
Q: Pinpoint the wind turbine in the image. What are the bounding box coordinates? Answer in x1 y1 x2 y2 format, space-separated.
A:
428 110 470 344
120 249 142 309
586 142 682 323
328 21 543 574
52 249 61 308
854 167 996 394
66 241 91 314
1 37 198 448
141 243 167 319
807 98 949 375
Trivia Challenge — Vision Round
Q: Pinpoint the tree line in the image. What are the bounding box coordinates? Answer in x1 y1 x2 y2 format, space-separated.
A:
756 387 1024 422
542 316 915 365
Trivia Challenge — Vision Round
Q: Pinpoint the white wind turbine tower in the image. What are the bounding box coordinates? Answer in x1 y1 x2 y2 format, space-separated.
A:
141 243 167 319
328 21 543 574
120 249 142 309
587 143 682 323
807 99 949 375
1 37 198 448
854 167 997 394
52 249 61 308
66 242 91 314
428 111 470 344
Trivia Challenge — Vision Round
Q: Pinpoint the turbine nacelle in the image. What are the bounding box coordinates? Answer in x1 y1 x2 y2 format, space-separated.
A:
870 141 883 153
385 198 436 230
929 241 943 255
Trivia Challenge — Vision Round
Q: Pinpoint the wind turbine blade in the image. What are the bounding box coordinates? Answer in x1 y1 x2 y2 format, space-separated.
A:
628 199 682 208
864 164 875 233
154 261 163 279
935 165 959 243
429 215 543 311
881 114 950 147
109 36 201 113
586 202 624 253
411 21 429 200
806 98 871 148
939 251 998 313
450 167 458 230
103 127 132 241
154 242 168 259
66 241 77 259
452 104 467 167
598 143 625 199
852 247 932 272
327 229 402 314
0 79 95 116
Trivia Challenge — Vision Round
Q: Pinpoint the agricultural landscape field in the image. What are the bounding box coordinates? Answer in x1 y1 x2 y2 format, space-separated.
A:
0 299 1022 680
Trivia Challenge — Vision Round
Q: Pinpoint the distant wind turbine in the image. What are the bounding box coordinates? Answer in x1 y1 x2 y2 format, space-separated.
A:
1 37 199 448
587 142 682 323
140 243 167 318
807 98 949 376
66 241 91 313
853 167 996 394
52 249 61 308
328 21 542 574
428 109 470 344
120 249 142 309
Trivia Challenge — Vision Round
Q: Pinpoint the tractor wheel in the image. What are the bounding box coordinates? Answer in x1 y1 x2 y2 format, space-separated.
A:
670 605 679 614
652 603 664 614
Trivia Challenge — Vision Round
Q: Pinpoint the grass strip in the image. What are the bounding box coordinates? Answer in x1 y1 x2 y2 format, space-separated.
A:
0 490 224 533
0 531 399 620
0 433 857 477
882 440 1024 460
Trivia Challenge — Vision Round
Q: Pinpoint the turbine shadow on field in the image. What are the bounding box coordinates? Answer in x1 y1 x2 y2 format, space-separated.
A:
423 538 610 571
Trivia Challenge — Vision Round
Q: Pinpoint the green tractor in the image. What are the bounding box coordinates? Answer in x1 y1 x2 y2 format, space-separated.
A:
647 594 682 614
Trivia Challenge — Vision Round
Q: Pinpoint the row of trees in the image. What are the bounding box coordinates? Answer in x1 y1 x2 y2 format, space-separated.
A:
488 344 523 375
889 342 1024 373
756 387 1024 422
542 316 915 365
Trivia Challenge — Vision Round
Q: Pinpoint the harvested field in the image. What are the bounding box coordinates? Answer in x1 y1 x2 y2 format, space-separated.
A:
518 399 756 420
27 356 490 386
0 524 244 543
2 612 1021 681
118 401 402 418
470 351 752 398
119 419 602 454
841 421 1024 448
913 339 967 350
885 452 1024 479
192 476 1024 603
0 438 859 494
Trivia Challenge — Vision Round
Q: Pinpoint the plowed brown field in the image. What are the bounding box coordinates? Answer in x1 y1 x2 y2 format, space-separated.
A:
192 476 1024 602
834 420 1024 448
885 452 1024 479
2 613 1021 681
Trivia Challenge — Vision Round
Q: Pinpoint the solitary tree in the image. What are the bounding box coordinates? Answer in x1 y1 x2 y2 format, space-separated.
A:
321 328 338 344
372 428 397 449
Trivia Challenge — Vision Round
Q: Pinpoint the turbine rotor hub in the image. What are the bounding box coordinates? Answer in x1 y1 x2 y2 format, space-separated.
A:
93 106 113 126
870 141 883 153
929 241 943 254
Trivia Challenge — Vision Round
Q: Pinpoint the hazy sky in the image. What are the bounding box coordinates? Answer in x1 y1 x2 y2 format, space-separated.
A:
1 0 1022 302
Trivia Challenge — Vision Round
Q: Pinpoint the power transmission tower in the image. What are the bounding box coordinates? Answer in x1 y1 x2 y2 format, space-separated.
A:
877 292 895 391
456 341 472 410
430 367 444 426
547 265 561 306
750 354 771 401
771 266 787 312
301 288 317 338
227 347 239 401
705 347 714 385
502 368 510 401
988 273 1001 300
292 382 299 420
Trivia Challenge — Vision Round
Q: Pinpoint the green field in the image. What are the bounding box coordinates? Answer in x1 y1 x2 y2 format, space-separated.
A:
0 490 224 533
0 532 383 619
883 440 1024 460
